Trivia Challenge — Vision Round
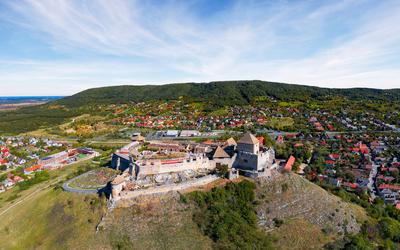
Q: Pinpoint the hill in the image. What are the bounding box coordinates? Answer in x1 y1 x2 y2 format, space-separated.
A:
255 173 368 249
1 80 399 134
56 80 400 108
0 172 368 250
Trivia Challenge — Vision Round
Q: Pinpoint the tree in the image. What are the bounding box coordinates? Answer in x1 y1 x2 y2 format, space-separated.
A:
379 217 400 242
216 164 229 178
343 234 375 250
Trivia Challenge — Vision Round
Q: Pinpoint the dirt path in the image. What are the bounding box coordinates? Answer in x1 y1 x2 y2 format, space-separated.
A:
0 177 61 217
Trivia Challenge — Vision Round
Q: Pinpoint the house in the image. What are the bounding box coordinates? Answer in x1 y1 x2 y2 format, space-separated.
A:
180 130 201 137
164 130 179 137
284 156 296 172
13 176 24 183
342 182 358 190
3 179 14 188
380 188 399 204
24 165 42 175
38 151 68 166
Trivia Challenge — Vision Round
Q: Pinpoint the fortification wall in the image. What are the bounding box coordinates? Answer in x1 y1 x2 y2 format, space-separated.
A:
113 174 219 205
136 158 215 177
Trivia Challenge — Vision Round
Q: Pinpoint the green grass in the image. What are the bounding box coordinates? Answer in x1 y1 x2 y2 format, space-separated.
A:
267 117 294 130
0 158 96 211
0 159 112 249
0 188 107 249
268 218 333 250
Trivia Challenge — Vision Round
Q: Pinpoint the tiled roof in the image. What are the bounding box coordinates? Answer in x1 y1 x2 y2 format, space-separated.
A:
213 146 230 158
238 132 259 145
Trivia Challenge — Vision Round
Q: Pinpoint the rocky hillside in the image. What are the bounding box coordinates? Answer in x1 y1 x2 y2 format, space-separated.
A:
0 172 368 250
255 173 368 249
98 193 213 250
96 174 368 250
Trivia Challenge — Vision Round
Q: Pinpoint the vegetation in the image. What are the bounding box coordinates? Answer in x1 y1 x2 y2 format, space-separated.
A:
1 80 400 134
188 180 273 250
56 81 400 108
318 183 400 249
17 171 50 190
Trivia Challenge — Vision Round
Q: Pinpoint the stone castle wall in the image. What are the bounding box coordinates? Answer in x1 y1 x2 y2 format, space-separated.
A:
136 156 215 178
112 174 219 204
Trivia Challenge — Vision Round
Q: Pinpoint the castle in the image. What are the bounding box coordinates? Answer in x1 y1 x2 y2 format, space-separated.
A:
110 132 276 203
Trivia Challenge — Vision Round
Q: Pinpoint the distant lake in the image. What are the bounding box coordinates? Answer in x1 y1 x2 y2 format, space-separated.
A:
0 96 64 104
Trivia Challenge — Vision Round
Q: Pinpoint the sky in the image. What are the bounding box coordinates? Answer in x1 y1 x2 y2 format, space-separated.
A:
0 0 399 96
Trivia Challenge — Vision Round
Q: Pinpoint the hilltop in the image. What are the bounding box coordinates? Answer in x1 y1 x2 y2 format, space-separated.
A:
0 172 368 249
57 80 400 108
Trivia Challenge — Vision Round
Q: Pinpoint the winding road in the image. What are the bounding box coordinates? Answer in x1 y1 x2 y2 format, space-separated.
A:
62 170 106 194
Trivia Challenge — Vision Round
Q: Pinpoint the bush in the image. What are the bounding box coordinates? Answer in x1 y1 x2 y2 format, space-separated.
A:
17 171 50 190
188 181 273 249
216 164 229 178
379 217 400 242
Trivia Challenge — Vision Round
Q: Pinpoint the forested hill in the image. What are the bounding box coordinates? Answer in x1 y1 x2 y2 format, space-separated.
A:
56 80 400 108
1 80 399 134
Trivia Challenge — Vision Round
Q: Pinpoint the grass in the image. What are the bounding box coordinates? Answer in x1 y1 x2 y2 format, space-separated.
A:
101 194 213 250
267 117 294 130
0 158 113 249
0 158 96 212
0 188 107 249
269 218 334 250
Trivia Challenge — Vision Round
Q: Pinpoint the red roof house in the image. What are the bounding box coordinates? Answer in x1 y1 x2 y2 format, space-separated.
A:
284 156 296 172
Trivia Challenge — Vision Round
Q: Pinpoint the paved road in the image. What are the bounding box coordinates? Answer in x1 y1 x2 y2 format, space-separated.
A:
367 163 378 200
62 170 105 194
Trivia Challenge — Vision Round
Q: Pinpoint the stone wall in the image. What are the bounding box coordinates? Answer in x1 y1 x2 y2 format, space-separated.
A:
136 156 215 177
112 175 219 205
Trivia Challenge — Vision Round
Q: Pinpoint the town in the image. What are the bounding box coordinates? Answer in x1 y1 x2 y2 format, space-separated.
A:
0 136 99 192
104 126 400 209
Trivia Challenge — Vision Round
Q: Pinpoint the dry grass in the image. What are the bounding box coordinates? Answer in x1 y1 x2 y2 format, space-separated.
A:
255 173 368 245
269 218 334 250
100 194 213 250
0 188 107 250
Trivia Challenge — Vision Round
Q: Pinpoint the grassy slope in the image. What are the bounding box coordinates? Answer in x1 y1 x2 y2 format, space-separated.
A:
0 159 109 250
0 171 370 250
269 218 333 250
0 189 106 250
99 194 213 250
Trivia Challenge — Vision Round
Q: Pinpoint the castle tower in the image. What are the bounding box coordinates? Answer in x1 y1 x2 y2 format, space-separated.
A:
237 132 259 154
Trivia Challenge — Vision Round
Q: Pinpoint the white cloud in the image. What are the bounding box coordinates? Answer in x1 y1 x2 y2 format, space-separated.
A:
1 0 399 95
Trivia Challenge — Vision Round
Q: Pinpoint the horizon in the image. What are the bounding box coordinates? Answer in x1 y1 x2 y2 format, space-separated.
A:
1 0 399 95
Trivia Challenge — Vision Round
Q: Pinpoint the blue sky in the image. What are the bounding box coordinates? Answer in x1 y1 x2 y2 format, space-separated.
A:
0 0 399 96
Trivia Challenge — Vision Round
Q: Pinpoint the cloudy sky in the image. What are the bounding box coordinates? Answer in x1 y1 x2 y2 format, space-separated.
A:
0 0 399 96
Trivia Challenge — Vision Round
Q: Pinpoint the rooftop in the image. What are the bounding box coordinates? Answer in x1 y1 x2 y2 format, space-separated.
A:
238 132 259 145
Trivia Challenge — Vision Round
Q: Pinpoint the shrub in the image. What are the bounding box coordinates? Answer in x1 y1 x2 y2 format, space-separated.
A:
188 180 273 249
